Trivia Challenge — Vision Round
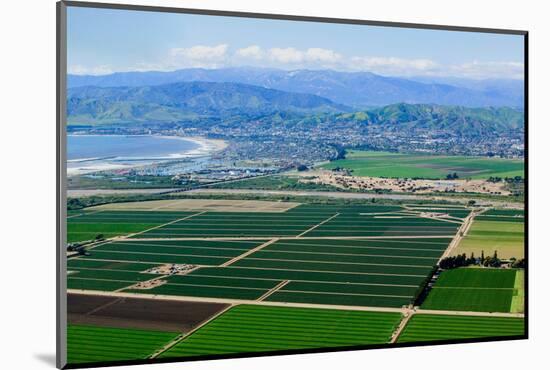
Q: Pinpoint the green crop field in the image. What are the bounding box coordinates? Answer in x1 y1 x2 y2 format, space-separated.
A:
321 151 524 179
68 202 462 308
67 324 178 364
82 239 267 266
455 216 524 259
131 204 459 239
67 210 194 242
475 208 524 223
64 196 525 362
482 209 524 216
397 314 524 343
121 236 452 307
67 259 162 291
511 269 525 313
159 305 401 358
421 268 520 312
403 205 471 219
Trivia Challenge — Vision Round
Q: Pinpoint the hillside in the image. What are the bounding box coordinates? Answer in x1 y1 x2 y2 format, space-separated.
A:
293 103 524 136
67 81 350 125
68 67 524 108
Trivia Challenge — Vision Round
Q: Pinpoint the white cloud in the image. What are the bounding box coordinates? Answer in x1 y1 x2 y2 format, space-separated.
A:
69 43 524 80
347 57 524 79
266 47 342 66
447 61 524 80
305 48 342 64
68 64 114 76
236 45 263 60
170 44 228 67
268 47 304 64
350 56 438 75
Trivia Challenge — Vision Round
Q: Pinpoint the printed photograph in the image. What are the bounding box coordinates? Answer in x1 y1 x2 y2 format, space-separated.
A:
64 4 526 367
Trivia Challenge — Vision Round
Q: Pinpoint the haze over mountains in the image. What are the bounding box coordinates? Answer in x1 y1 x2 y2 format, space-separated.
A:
68 67 524 108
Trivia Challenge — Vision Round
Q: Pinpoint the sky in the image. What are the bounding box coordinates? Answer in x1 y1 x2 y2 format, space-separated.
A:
67 6 525 80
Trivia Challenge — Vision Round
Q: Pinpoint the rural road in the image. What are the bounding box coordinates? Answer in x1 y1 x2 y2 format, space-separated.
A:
184 188 524 208
67 289 523 319
68 186 524 209
68 188 180 197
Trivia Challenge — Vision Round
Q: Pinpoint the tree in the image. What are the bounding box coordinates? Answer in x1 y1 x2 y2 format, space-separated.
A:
482 250 501 267
466 252 476 265
512 259 525 268
439 254 469 269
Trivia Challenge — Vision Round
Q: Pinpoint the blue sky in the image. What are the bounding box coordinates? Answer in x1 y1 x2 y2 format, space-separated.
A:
67 6 525 79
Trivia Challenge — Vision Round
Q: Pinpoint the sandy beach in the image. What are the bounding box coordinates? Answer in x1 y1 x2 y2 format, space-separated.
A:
180 136 228 156
67 135 228 177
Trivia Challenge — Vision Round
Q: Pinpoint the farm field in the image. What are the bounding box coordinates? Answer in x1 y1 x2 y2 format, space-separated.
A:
475 208 524 222
116 238 449 306
130 204 459 238
320 151 524 179
88 239 267 265
118 236 452 307
159 305 401 358
454 216 524 259
511 269 525 313
68 201 462 308
67 210 195 242
403 204 472 219
68 293 229 332
421 268 521 312
89 198 301 213
397 314 525 343
67 324 178 364
65 196 526 363
67 259 163 291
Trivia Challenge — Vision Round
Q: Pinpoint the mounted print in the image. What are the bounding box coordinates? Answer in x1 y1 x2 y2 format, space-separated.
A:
57 1 527 368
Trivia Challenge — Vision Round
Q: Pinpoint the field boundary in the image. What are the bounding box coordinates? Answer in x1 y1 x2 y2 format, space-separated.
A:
390 310 413 343
220 238 280 267
149 304 234 359
438 209 476 262
118 235 456 241
297 213 340 237
126 211 207 239
67 289 406 313
257 280 290 301
66 289 523 317
415 308 524 318
67 209 105 219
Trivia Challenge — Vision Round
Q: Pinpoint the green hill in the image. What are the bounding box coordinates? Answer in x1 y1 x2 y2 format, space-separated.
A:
67 81 349 125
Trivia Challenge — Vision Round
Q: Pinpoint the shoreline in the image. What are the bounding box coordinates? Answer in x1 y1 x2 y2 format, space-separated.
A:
67 135 228 177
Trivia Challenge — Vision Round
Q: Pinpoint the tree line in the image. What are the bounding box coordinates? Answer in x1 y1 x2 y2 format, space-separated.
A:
439 251 525 269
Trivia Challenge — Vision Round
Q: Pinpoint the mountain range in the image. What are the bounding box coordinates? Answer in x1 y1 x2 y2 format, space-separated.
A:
67 79 524 137
67 81 349 125
68 67 524 108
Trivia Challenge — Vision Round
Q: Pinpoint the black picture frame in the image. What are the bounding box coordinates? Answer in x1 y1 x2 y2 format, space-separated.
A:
56 1 528 368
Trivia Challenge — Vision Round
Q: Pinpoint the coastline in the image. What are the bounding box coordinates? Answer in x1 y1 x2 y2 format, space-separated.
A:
179 136 228 157
67 135 228 177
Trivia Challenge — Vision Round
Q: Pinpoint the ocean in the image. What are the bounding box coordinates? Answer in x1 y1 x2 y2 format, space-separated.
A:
67 135 200 161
